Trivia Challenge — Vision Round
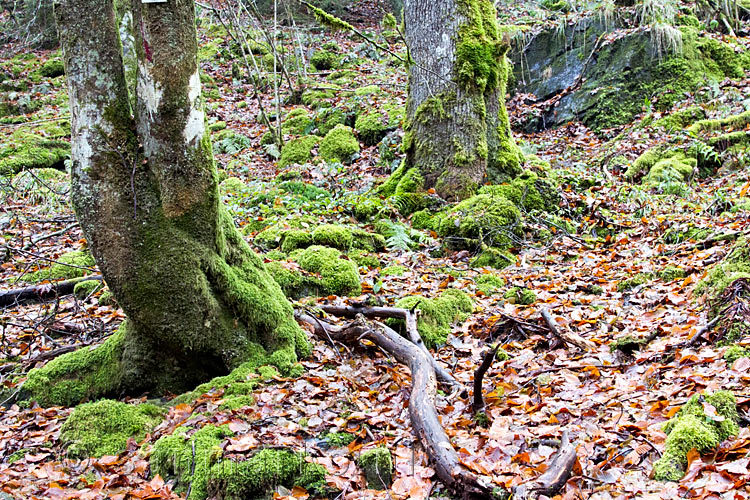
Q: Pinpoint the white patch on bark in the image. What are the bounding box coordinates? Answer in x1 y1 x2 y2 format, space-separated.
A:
136 61 162 120
183 69 205 146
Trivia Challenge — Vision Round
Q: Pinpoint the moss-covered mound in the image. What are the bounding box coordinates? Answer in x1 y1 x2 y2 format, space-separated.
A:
310 49 340 70
695 237 750 300
0 129 70 175
151 425 326 500
281 108 314 135
624 149 696 183
653 391 739 481
431 194 522 250
357 447 393 490
22 250 95 283
60 400 164 458
477 171 559 212
654 105 706 131
295 246 361 297
279 135 319 167
319 124 359 163
390 289 473 347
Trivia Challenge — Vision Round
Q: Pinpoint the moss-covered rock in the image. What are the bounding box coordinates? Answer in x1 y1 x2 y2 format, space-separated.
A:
281 108 314 136
319 124 360 163
475 273 505 295
355 112 388 146
310 49 340 70
280 230 313 253
658 266 686 281
22 250 96 283
478 170 559 212
624 149 696 183
431 193 521 250
295 245 361 296
695 237 750 299
279 135 319 167
503 286 536 305
37 58 65 78
349 250 381 268
0 131 70 175
391 289 473 347
357 447 393 490
61 400 164 458
315 107 348 136
311 224 353 251
653 391 739 481
654 105 706 131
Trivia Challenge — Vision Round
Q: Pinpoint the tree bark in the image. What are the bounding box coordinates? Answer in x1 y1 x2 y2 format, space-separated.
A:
402 0 523 201
24 0 309 407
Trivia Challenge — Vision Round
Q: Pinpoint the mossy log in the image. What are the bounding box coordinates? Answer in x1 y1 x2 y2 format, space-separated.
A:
25 0 309 406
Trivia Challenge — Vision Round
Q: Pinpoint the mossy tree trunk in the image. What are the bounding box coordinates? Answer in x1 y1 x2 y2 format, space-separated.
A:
25 0 309 406
402 0 523 201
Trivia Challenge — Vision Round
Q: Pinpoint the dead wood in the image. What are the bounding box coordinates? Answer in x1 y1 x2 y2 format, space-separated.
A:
295 311 491 499
316 304 464 391
513 429 578 499
540 307 595 351
473 343 500 413
0 275 103 308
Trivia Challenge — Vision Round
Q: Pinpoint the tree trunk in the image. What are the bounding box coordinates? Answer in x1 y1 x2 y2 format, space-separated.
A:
24 0 309 407
402 0 523 201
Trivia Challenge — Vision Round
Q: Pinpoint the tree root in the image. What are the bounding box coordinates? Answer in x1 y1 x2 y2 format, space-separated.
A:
296 310 579 499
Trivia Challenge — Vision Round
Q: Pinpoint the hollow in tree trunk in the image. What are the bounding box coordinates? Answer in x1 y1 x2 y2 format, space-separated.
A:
24 0 309 407
402 0 523 201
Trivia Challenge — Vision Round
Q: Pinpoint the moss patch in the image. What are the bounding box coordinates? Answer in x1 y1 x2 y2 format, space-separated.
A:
319 124 359 163
724 345 750 368
295 245 361 297
357 447 393 490
390 289 473 347
22 250 95 283
653 391 739 481
503 286 536 305
279 135 319 167
60 399 164 458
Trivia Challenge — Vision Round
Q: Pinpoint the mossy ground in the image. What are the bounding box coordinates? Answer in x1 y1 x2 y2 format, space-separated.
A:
389 289 473 347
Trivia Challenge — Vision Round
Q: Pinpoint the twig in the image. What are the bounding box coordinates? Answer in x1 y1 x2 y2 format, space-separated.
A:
540 307 596 351
22 223 78 251
472 343 500 413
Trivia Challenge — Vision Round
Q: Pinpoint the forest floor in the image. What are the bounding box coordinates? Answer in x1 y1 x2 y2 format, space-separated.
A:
2 3 750 500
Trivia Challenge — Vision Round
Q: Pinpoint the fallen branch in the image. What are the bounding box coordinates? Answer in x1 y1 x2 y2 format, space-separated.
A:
0 275 102 308
315 304 464 391
540 307 595 351
513 430 578 499
473 343 500 413
296 311 491 498
22 223 78 251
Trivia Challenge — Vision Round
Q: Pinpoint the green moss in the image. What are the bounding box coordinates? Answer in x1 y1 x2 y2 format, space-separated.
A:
254 225 285 250
315 107 347 135
278 180 330 201
218 394 255 411
724 345 750 368
351 228 386 252
610 335 647 354
311 224 354 251
310 49 340 70
265 261 308 299
475 273 505 296
695 237 750 299
279 135 319 168
0 130 70 175
282 108 314 136
302 89 335 108
617 272 653 292
208 448 327 498
391 289 473 347
357 447 393 490
354 85 380 96
37 58 65 78
689 110 750 134
208 121 227 132
381 265 405 276
478 171 559 212
411 210 434 230
60 400 164 458
654 391 739 481
98 290 116 306
355 112 388 146
455 0 503 93
220 177 247 195
654 106 706 131
280 230 313 253
324 431 355 448
151 425 232 500
23 250 96 283
73 279 102 300
541 0 572 11
349 250 381 268
658 266 686 281
503 286 536 305
296 245 361 296
431 194 521 250
319 124 360 163
643 154 696 186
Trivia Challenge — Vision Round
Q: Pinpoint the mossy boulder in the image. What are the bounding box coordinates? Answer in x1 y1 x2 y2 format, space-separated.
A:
355 111 389 146
37 58 65 78
0 131 70 175
315 107 348 135
431 194 522 250
654 105 706 131
319 125 360 163
357 447 393 490
478 170 559 212
310 49 340 70
60 400 164 458
279 135 319 167
295 245 361 297
22 250 96 283
311 224 354 251
281 108 314 136
390 289 473 347
280 230 313 253
653 391 739 481
624 149 696 183
73 279 102 300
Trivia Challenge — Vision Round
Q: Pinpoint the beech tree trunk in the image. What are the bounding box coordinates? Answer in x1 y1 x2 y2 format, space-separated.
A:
24 0 309 406
402 0 523 201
